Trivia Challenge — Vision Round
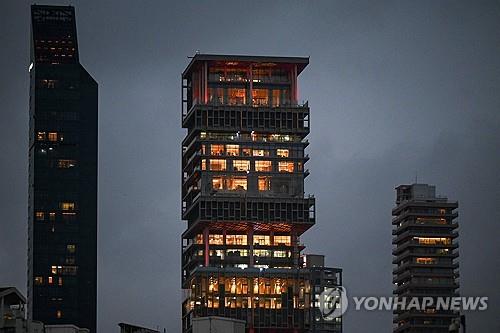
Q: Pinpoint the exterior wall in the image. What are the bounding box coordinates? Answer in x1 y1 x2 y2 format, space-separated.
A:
28 6 97 332
192 317 245 333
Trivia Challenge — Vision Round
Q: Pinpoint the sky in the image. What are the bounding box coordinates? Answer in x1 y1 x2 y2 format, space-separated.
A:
1 0 499 332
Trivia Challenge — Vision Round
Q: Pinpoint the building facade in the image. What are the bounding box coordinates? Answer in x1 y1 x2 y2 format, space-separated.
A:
180 54 341 332
392 184 459 333
28 6 98 332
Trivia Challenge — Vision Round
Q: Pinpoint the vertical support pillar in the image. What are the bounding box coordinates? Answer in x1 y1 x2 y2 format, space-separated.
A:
292 230 299 267
203 227 210 267
249 64 253 106
203 61 208 103
248 228 254 267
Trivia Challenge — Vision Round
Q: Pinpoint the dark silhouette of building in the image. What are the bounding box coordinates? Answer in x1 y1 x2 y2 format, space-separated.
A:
28 6 97 332
392 184 459 333
180 54 341 332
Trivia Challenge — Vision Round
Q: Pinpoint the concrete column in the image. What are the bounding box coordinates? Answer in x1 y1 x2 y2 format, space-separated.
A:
248 229 254 267
203 227 210 267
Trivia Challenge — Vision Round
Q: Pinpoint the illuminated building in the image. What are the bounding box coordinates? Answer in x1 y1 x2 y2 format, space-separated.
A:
392 184 459 332
28 5 97 332
181 54 341 332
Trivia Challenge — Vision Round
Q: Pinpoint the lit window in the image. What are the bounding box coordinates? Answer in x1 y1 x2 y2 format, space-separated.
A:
37 132 46 141
253 149 269 157
252 89 268 106
49 212 56 221
255 161 272 172
227 249 248 257
201 159 207 170
226 235 247 245
36 211 45 221
227 177 247 191
253 235 270 245
56 310 62 319
242 148 251 156
212 177 223 190
274 236 291 246
416 257 436 265
209 234 224 245
228 88 246 105
277 149 289 157
60 202 75 211
278 161 294 172
57 159 77 168
34 276 43 285
210 144 224 156
67 244 76 253
48 276 53 284
254 249 271 257
226 144 239 156
58 277 63 286
258 177 270 191
274 251 290 258
195 234 203 244
48 132 58 141
209 159 226 171
233 160 250 171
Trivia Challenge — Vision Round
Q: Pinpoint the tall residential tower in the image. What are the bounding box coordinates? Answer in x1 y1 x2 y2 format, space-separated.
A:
392 184 459 333
28 5 98 332
181 54 341 332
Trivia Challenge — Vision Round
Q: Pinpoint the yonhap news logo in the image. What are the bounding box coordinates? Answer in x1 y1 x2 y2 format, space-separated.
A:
318 286 487 319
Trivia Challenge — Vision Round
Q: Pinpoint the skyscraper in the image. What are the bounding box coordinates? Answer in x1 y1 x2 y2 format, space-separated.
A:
28 6 98 332
392 184 459 333
181 54 341 332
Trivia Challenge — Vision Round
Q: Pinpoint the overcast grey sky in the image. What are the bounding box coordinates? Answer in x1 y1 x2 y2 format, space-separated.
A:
1 0 499 332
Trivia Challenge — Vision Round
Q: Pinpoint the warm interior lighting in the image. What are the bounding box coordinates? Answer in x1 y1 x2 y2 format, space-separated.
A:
278 161 294 172
48 132 58 141
274 235 291 246
226 144 239 156
276 149 289 157
258 176 271 191
57 159 77 168
210 144 224 156
209 234 224 245
254 235 270 245
209 159 226 171
255 160 272 172
233 160 250 171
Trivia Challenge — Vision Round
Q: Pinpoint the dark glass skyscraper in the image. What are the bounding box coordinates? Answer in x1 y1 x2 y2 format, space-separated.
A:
181 54 341 332
28 6 97 332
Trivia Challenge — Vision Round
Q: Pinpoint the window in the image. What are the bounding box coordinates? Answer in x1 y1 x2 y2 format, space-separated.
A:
416 257 437 265
274 236 291 246
226 235 247 245
258 177 270 191
60 202 75 211
274 251 290 258
278 161 294 172
212 177 223 190
195 234 203 244
210 144 224 156
36 211 45 221
209 234 224 245
201 159 207 170
253 149 269 157
67 244 76 253
57 159 76 168
226 144 239 156
228 88 246 105
56 310 62 319
227 249 248 257
48 276 53 284
252 89 268 106
35 276 43 285
272 89 281 107
242 148 251 156
48 132 58 141
255 160 272 172
233 160 250 171
37 132 46 141
210 159 226 171
276 149 289 157
227 177 247 190
49 212 56 221
209 87 224 104
58 277 63 286
254 249 271 257
254 235 270 245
